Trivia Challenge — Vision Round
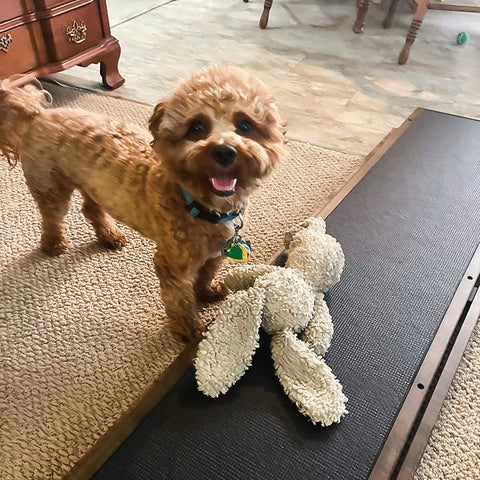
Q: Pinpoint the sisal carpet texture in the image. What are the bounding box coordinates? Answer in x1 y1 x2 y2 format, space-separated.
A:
0 82 363 480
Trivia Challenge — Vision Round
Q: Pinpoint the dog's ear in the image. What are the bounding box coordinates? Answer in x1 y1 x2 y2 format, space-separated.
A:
148 101 165 137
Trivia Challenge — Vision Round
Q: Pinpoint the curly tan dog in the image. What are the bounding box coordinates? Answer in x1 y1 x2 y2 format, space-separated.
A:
0 67 287 341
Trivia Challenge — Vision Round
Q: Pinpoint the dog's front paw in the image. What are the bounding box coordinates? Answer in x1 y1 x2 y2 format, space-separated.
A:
196 281 230 303
170 318 207 344
41 235 69 256
98 230 127 250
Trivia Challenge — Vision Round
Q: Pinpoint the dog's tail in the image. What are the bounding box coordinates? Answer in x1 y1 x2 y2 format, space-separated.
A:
0 74 51 166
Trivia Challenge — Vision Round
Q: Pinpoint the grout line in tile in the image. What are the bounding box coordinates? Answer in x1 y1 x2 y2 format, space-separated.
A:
110 0 177 28
281 4 302 26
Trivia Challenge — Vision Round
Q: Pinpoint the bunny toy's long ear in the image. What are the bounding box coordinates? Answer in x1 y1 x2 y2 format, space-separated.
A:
271 330 347 426
195 287 265 397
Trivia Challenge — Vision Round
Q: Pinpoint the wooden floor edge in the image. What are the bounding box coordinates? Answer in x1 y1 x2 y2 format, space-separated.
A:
316 108 423 219
70 109 423 479
369 244 480 480
399 285 480 480
267 108 423 266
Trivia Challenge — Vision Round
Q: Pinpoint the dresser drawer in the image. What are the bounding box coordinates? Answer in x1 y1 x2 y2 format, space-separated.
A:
2 0 37 21
41 0 74 6
0 22 48 78
45 1 104 62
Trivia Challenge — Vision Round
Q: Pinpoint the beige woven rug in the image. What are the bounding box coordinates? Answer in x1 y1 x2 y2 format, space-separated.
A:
0 83 364 480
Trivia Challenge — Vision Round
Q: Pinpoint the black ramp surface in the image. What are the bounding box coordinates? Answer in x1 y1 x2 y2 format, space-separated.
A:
92 111 480 480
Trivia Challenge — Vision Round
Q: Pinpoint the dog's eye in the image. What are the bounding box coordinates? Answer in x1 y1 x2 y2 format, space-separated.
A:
236 119 253 134
185 117 211 141
189 120 205 133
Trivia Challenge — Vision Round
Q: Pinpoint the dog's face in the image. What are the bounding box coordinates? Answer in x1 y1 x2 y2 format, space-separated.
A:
149 66 287 212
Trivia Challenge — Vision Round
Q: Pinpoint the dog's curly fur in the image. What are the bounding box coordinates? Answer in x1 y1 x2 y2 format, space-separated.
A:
0 67 287 341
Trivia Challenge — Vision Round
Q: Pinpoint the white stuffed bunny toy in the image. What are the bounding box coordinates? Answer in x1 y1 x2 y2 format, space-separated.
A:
194 217 348 426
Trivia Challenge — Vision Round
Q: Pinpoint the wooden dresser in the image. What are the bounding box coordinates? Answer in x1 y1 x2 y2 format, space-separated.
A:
0 0 124 89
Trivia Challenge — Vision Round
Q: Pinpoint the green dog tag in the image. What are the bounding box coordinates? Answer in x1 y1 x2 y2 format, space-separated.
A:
221 235 251 263
228 243 249 262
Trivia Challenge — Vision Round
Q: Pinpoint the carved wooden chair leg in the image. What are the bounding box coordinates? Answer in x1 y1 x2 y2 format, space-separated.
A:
398 0 429 64
353 0 371 33
260 0 273 29
383 0 402 29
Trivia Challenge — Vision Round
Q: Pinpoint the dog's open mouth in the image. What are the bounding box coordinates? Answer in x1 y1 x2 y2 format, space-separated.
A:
210 176 237 197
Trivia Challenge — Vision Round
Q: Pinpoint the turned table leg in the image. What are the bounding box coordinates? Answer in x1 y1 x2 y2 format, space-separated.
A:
353 0 371 33
398 0 429 64
260 0 273 29
383 0 402 28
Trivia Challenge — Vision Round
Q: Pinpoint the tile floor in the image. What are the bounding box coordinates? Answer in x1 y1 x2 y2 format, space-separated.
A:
52 0 480 156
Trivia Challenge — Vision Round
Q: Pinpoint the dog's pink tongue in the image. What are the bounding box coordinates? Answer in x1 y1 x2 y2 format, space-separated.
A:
211 177 237 191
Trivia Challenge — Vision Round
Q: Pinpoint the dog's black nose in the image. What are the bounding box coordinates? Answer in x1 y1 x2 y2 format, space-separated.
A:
212 144 237 167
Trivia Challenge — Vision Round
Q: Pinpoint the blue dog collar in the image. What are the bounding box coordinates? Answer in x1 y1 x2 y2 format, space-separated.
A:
181 189 241 224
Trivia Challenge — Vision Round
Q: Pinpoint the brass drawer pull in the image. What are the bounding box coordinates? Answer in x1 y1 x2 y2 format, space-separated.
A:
65 20 87 44
0 33 13 53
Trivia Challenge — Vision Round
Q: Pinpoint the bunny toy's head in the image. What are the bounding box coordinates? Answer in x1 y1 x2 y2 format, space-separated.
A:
256 268 314 335
284 217 344 294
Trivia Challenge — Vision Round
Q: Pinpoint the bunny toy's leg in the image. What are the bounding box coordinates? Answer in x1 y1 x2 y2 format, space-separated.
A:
301 295 334 357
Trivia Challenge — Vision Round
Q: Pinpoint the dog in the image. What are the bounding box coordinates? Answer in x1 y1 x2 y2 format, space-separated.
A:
0 66 287 341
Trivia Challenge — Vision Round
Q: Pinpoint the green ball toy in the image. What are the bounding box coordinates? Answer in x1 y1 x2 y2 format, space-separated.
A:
456 32 469 45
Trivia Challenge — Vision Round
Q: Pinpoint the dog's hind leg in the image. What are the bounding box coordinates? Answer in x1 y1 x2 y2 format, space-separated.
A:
22 166 74 256
81 193 126 250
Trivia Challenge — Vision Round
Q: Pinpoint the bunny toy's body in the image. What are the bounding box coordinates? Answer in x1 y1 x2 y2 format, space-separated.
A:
195 218 348 426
